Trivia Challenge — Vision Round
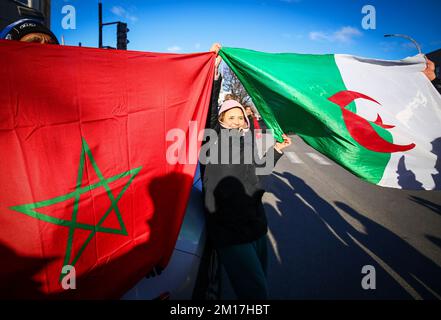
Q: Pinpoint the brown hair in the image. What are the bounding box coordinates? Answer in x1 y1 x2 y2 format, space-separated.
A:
224 93 237 101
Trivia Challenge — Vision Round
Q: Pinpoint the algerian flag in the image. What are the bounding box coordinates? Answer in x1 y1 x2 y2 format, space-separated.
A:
219 47 441 190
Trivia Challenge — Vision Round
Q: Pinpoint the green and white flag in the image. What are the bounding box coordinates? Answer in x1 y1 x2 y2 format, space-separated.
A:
220 47 441 190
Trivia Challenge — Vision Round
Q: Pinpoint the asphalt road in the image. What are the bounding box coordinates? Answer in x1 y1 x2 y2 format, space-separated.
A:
222 135 441 299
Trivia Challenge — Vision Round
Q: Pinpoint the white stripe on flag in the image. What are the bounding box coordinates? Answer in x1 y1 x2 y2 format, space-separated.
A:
334 54 441 189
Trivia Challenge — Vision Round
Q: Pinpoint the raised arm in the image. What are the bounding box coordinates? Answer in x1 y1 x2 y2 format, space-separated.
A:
423 58 441 94
254 133 291 186
206 43 223 131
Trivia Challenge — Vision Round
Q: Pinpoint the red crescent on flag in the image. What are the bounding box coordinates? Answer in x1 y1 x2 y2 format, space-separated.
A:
328 90 415 153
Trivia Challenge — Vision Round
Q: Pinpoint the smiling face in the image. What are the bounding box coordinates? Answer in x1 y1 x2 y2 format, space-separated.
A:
220 107 246 129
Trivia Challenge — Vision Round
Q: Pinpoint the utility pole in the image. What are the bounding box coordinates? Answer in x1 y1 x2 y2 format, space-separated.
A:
98 2 130 50
98 2 103 48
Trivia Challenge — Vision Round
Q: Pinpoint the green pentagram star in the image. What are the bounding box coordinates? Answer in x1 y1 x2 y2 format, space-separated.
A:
10 138 142 281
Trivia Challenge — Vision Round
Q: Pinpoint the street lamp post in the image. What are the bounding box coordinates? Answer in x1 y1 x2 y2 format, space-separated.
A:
384 34 423 55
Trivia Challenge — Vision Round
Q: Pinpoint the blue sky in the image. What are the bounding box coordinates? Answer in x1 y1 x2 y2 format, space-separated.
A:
51 0 441 60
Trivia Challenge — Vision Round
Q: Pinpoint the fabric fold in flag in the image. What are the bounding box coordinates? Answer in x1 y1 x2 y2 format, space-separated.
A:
0 40 214 298
219 47 441 190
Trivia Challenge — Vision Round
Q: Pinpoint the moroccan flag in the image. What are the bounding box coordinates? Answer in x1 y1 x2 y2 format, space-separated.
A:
220 47 441 190
0 40 214 298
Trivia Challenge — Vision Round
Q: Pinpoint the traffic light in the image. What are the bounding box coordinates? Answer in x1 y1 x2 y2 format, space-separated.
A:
116 22 129 50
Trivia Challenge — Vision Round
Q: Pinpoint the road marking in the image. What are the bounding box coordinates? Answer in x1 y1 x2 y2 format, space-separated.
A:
306 152 331 165
285 151 303 164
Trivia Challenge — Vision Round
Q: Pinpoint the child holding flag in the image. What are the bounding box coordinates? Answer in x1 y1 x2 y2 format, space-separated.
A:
199 43 291 299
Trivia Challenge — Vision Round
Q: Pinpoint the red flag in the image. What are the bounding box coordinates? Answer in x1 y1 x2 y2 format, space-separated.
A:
0 40 214 299
253 117 262 139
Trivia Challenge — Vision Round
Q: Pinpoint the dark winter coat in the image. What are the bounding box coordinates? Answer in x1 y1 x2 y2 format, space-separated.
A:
200 76 283 248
